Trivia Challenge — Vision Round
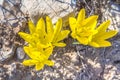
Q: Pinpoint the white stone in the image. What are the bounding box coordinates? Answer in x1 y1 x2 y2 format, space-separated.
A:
16 47 25 60
102 1 120 30
0 45 15 62
21 0 75 27
0 0 3 5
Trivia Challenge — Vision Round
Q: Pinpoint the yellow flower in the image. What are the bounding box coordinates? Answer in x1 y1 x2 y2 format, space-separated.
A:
18 16 70 47
46 16 70 47
89 20 118 47
18 18 51 48
69 8 98 45
23 46 54 71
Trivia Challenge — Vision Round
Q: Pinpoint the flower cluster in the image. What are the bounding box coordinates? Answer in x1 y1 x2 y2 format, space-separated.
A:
18 8 118 71
69 9 118 47
18 16 70 70
23 46 54 70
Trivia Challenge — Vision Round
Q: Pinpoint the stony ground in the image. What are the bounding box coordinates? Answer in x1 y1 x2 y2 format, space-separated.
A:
0 0 120 80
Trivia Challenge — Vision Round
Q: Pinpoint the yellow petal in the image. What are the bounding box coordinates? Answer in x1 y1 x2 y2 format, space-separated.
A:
46 16 54 34
22 59 37 66
24 46 43 60
53 42 66 47
56 30 70 42
77 30 97 37
45 34 53 43
69 17 77 31
44 46 53 58
77 8 85 23
32 33 41 43
23 46 30 54
76 36 88 45
89 42 100 47
36 18 46 38
71 32 77 39
94 40 111 47
97 20 110 32
35 63 44 71
98 30 117 39
82 15 98 29
45 60 54 66
28 20 35 34
88 20 97 30
46 16 54 42
24 46 36 59
52 18 62 42
36 42 50 49
18 32 34 45
88 35 93 42
33 51 47 61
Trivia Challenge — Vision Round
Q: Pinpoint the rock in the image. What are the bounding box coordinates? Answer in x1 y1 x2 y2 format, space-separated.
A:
101 1 120 30
104 40 120 63
0 0 3 5
104 64 120 80
22 75 32 80
0 0 26 24
0 23 15 62
3 63 20 80
0 0 4 19
0 0 26 62
111 0 120 4
0 44 15 62
0 67 7 80
16 47 25 60
21 0 76 27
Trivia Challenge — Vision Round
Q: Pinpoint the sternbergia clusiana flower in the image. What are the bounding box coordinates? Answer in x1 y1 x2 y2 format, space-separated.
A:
23 46 54 70
88 20 118 47
18 16 70 48
69 9 98 45
18 16 70 70
69 8 118 47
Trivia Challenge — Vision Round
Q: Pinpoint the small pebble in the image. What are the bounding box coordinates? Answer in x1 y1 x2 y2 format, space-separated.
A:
16 47 25 60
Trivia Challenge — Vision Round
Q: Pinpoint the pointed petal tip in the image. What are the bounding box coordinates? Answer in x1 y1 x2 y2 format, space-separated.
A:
69 17 76 21
56 18 62 26
18 32 22 34
104 20 111 25
58 18 62 22
28 20 32 23
80 8 85 13
90 40 112 48
18 32 25 36
35 64 44 71
45 60 54 66
91 15 98 20
106 20 111 23
38 17 44 23
46 16 50 20
81 8 85 11
53 42 66 47
113 30 118 37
